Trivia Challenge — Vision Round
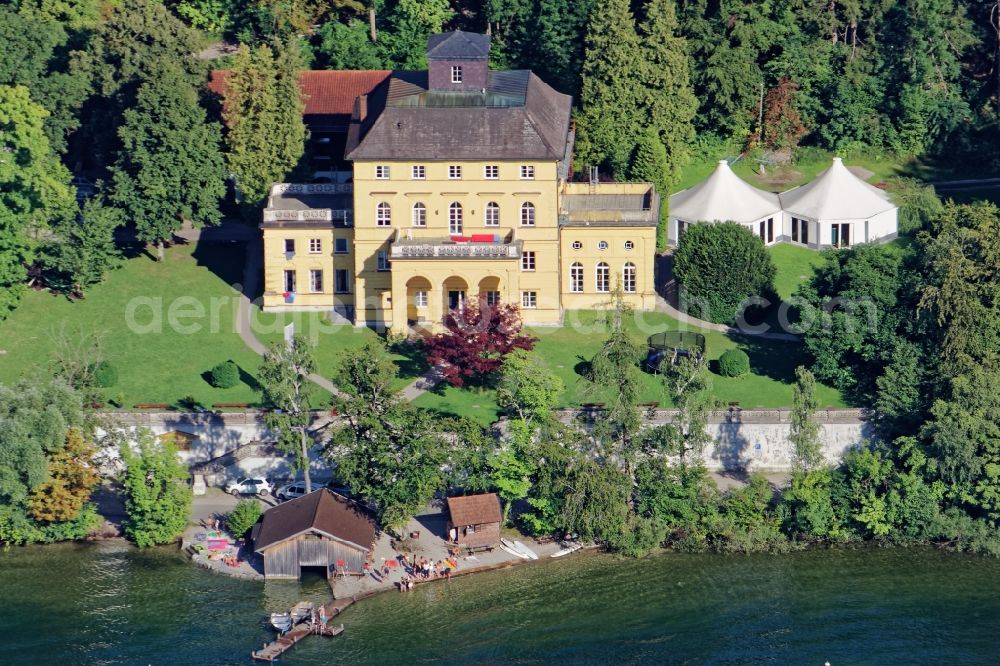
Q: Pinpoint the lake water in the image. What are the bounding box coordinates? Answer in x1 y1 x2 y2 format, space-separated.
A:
2 541 999 665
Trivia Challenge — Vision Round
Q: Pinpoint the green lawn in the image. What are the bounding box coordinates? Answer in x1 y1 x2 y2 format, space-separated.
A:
675 148 909 196
768 244 825 301
0 241 265 408
412 310 845 418
252 312 422 392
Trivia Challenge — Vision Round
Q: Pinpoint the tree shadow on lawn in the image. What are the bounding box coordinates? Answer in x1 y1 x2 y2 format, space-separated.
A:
191 239 251 296
388 339 432 380
723 332 807 385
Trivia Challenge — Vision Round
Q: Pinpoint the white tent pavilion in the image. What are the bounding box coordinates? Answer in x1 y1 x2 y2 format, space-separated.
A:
779 157 898 248
667 160 782 246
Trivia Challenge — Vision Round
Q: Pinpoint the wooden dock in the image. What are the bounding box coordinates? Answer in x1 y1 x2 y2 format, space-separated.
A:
250 597 357 662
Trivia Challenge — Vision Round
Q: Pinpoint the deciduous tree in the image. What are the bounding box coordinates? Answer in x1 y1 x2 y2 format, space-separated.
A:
259 335 318 492
0 85 75 320
29 428 99 523
424 301 536 388
110 64 225 260
42 199 122 294
496 348 563 424
120 431 191 547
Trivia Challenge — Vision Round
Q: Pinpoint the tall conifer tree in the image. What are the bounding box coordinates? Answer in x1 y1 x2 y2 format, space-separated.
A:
578 0 642 175
636 0 697 188
223 40 307 209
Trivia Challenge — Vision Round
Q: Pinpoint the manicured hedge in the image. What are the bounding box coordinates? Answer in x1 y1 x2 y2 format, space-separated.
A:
718 348 750 377
209 360 240 389
673 222 776 325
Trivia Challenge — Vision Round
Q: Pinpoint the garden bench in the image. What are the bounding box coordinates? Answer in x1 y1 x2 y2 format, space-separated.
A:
465 544 495 555
212 402 251 409
133 403 171 409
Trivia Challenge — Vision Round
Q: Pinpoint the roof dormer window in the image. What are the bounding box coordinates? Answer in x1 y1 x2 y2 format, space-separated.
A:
451 66 463 84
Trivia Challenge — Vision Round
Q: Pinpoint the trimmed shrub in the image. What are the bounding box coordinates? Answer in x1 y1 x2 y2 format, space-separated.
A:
718 349 750 377
673 223 776 325
226 499 262 539
210 360 240 389
93 361 119 388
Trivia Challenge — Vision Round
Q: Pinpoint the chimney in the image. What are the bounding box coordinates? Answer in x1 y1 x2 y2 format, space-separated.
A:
352 94 368 122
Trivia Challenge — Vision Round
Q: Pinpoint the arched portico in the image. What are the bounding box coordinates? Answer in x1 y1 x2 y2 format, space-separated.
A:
443 276 470 312
477 275 501 306
405 275 433 323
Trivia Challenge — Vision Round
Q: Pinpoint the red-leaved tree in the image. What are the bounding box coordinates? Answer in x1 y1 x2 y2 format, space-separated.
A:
424 301 536 387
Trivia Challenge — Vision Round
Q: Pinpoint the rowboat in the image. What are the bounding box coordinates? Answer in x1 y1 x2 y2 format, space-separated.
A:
550 543 582 558
513 540 539 560
499 539 530 559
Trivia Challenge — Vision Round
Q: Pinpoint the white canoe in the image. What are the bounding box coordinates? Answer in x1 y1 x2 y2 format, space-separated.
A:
512 540 539 560
498 541 529 559
550 543 582 558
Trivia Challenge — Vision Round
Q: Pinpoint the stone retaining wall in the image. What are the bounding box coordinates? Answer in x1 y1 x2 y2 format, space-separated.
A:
102 407 871 474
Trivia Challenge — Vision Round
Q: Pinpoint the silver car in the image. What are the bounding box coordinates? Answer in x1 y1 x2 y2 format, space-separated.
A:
276 482 308 501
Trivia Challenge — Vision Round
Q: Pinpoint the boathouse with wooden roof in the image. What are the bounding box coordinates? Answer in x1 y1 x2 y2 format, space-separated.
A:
446 493 502 548
250 489 376 580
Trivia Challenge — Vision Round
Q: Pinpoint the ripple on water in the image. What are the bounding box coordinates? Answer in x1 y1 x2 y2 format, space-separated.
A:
2 545 1000 665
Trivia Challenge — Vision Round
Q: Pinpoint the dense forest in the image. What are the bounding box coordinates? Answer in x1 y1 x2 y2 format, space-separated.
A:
0 1 999 553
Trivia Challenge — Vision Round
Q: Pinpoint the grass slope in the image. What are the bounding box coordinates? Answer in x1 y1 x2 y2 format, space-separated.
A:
768 244 825 301
413 310 845 420
0 241 264 407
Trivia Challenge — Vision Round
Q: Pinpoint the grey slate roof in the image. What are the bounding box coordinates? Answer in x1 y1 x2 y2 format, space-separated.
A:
427 31 491 60
345 71 572 161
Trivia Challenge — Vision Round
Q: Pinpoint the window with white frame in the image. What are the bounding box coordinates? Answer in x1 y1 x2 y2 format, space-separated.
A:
449 202 463 234
624 240 634 250
335 238 348 254
451 65 462 83
335 269 349 293
308 238 322 253
520 202 535 226
485 201 500 226
623 262 636 293
521 250 535 271
376 202 391 226
521 291 537 309
283 270 296 293
448 165 462 179
415 290 428 308
572 240 582 250
596 262 610 292
375 165 390 179
570 262 583 292
411 165 426 179
484 165 499 179
597 240 608 251
520 165 535 179
377 251 391 271
309 269 323 292
411 202 427 227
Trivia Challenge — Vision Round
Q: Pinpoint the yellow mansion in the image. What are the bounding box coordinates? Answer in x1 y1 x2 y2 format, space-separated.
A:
257 31 659 334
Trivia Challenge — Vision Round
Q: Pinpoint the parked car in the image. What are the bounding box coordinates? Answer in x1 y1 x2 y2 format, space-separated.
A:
325 481 354 498
224 477 272 496
276 482 308 501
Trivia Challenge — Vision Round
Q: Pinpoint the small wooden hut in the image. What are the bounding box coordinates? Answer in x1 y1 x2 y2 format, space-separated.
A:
251 489 376 580
446 493 502 548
